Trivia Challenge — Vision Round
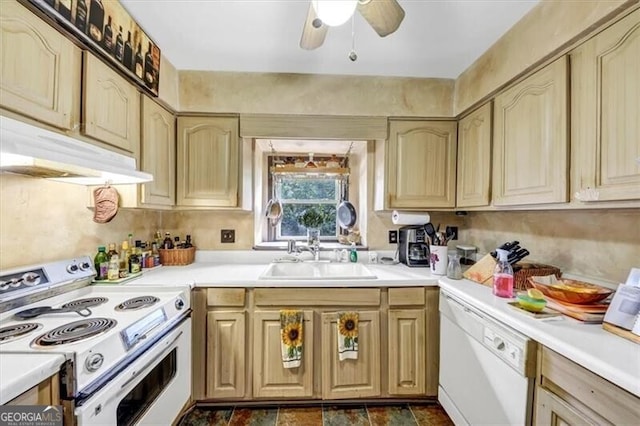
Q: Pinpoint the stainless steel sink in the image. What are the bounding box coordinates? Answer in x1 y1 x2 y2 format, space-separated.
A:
259 262 377 280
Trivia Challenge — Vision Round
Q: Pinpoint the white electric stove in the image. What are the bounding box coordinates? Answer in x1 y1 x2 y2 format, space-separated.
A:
0 257 192 425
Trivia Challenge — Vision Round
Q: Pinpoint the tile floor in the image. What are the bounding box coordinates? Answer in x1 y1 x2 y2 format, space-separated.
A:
178 403 453 426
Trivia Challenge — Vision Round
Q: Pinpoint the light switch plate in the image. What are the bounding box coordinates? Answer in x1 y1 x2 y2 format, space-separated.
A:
388 230 398 244
221 229 235 243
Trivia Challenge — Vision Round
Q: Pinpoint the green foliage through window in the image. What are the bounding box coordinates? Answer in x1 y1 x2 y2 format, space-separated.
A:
275 177 342 239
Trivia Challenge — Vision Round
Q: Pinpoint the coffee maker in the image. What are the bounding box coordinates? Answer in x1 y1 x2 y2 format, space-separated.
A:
398 225 430 267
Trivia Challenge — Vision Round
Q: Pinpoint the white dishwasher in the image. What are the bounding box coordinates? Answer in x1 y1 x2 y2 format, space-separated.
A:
438 291 536 426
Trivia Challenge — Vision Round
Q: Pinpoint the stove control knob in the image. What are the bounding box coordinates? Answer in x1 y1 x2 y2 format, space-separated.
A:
67 264 79 274
79 262 92 271
175 297 185 310
86 353 104 372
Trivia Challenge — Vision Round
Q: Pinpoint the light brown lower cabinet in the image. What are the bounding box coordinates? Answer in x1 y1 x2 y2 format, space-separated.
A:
535 346 640 425
388 309 425 395
6 373 60 405
253 310 314 398
194 287 438 401
206 310 246 399
321 311 381 399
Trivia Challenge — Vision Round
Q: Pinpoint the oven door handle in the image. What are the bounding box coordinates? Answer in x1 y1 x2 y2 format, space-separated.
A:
119 331 183 390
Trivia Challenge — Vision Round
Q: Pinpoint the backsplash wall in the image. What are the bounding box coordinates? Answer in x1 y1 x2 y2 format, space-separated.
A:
1 173 637 283
0 174 161 269
459 209 640 284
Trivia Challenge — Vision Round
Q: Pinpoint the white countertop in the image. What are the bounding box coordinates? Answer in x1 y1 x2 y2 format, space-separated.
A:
0 353 66 404
439 277 640 398
2 250 638 403
125 261 439 287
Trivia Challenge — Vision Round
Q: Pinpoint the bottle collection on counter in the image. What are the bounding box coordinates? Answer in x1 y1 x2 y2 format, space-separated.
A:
94 231 194 281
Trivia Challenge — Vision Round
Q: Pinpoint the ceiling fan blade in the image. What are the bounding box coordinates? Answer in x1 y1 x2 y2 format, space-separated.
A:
300 3 328 50
357 0 405 37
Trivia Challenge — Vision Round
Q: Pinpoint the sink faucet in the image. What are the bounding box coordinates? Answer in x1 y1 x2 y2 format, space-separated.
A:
288 239 320 261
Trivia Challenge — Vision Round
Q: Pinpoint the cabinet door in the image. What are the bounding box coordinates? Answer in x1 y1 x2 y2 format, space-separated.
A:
83 53 140 158
141 96 175 207
6 373 59 406
535 387 598 426
457 103 492 207
321 311 380 399
388 309 425 395
571 9 640 202
387 120 457 208
177 116 239 207
206 311 245 399
253 310 314 398
493 57 568 206
0 1 80 129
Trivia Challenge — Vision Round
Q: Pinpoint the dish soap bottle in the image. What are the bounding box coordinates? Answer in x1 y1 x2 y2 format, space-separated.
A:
349 242 358 263
493 248 514 298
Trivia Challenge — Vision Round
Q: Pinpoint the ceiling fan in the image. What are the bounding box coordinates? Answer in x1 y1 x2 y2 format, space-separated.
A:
300 0 405 50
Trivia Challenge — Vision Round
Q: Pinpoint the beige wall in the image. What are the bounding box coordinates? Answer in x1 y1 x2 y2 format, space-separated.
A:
454 0 637 114
0 174 162 269
179 71 454 117
161 210 254 250
158 56 180 111
459 210 640 284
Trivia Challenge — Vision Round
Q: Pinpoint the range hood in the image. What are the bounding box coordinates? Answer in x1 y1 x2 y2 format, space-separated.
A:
0 116 153 185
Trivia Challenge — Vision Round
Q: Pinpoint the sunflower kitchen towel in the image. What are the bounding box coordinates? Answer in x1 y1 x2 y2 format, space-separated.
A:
337 312 359 361
280 310 304 369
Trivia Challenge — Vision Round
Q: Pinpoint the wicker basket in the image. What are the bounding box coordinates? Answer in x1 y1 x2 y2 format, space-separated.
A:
159 247 196 266
515 263 561 291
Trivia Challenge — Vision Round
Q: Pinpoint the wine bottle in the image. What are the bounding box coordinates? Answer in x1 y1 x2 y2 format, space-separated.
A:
115 26 124 61
144 41 155 88
74 0 88 33
88 0 104 43
56 0 72 21
134 43 144 79
103 15 114 54
123 31 133 71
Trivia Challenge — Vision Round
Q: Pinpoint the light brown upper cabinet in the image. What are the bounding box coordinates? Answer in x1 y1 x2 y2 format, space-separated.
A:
386 120 457 209
456 103 492 207
493 57 569 206
0 1 80 130
83 53 140 159
140 96 175 207
571 9 640 202
177 116 239 208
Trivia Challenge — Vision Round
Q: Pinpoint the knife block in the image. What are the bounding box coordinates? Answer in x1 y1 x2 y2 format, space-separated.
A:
463 254 561 291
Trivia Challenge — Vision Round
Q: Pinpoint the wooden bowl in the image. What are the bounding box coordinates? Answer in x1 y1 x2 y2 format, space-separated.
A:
528 278 613 304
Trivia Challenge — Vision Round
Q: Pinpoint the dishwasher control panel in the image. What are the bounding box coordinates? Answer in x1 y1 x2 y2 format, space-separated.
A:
483 327 523 371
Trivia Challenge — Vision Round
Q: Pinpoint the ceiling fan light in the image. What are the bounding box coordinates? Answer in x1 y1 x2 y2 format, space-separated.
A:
312 0 358 27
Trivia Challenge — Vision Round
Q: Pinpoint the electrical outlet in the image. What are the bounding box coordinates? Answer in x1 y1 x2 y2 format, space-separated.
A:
221 229 235 243
446 226 458 241
388 230 398 244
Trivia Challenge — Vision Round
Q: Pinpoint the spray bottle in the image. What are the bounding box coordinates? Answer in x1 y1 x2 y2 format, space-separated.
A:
493 248 514 298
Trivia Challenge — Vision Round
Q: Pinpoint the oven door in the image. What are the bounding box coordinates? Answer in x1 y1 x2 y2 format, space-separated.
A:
75 318 191 426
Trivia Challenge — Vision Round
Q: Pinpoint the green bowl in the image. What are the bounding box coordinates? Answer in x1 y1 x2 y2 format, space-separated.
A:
516 293 547 313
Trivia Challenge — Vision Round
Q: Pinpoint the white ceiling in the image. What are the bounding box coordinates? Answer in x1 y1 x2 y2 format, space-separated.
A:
121 0 539 79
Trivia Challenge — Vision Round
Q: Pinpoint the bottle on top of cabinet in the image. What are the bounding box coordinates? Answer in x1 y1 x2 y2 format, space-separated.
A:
119 240 130 278
94 246 108 280
493 249 514 298
107 254 120 280
163 232 174 249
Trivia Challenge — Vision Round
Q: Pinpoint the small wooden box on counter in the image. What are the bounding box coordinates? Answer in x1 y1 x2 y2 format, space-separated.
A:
463 254 561 291
159 247 195 266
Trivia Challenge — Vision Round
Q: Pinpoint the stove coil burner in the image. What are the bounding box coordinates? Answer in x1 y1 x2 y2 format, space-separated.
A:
33 318 117 346
61 297 109 310
115 296 160 311
0 323 41 344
